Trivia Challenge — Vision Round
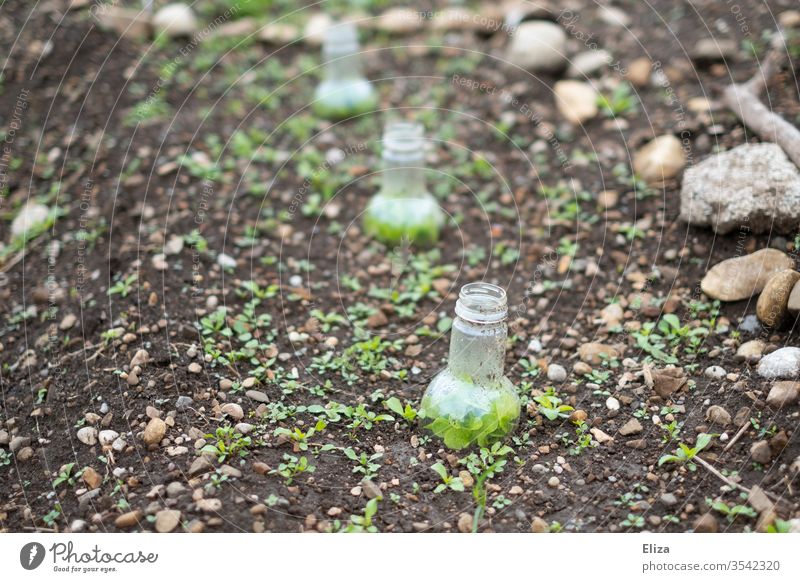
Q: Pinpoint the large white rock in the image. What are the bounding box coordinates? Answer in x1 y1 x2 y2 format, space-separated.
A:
680 143 800 234
153 3 198 38
506 21 567 73
758 347 800 379
11 203 49 238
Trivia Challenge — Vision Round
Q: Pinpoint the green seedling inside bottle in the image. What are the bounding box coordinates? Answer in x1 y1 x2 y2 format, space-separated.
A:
313 21 377 120
363 121 445 246
420 283 521 450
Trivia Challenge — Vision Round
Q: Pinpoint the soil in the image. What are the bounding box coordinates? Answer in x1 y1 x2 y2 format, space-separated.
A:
1 0 799 533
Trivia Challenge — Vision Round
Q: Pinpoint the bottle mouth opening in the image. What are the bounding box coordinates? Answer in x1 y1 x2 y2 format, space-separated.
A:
455 282 508 323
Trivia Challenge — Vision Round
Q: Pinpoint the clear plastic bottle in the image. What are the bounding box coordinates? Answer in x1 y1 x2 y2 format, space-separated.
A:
313 21 377 120
363 122 445 246
420 282 521 450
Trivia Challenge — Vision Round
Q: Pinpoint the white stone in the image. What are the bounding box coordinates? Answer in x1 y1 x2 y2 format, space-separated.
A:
11 203 49 238
554 80 598 124
758 347 800 379
506 21 567 73
152 3 198 38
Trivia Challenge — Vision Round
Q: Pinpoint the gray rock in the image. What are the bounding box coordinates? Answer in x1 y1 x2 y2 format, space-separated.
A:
757 347 800 379
176 396 194 411
566 50 612 78
704 366 726 380
660 492 678 506
245 390 269 403
506 21 567 73
11 203 49 238
77 427 98 446
547 364 567 383
680 144 800 234
738 314 761 334
9 435 30 453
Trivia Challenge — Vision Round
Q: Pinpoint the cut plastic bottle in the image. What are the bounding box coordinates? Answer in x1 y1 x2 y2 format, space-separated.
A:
420 282 521 450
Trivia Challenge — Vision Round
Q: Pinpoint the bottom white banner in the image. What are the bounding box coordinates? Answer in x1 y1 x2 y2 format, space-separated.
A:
0 533 796 581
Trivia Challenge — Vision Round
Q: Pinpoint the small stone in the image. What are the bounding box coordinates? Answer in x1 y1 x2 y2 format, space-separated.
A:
756 270 800 327
187 362 202 374
627 57 652 87
590 427 614 444
691 38 738 63
660 493 678 506
750 440 772 464
196 498 222 513
216 253 237 269
735 340 766 363
152 3 198 38
569 409 588 423
530 516 549 533
600 303 624 327
766 381 800 408
506 21 567 73
220 403 244 420
693 513 718 533
788 280 800 312
361 480 382 500
566 50 612 78
553 80 598 125
704 365 726 380
166 482 186 498
633 135 685 185
188 456 214 476
130 349 149 368
578 342 622 364
701 249 795 301
457 513 473 533
618 418 643 436
176 396 193 411
366 310 388 328
547 476 560 488
77 427 98 446
11 203 49 238
625 439 647 450
459 470 474 488
705 405 731 426
143 417 166 446
9 436 30 453
605 397 620 411
245 390 269 403
546 364 567 383
155 509 181 533
59 314 77 331
757 347 800 379
114 510 142 529
82 467 102 490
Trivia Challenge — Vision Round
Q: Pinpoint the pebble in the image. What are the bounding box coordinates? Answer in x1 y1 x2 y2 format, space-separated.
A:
114 510 142 529
245 390 269 403
546 364 567 382
152 3 198 38
98 430 119 446
155 509 181 533
220 403 244 420
188 456 214 476
216 253 237 269
188 362 202 374
361 480 382 500
766 381 799 408
166 482 186 497
176 396 193 411
705 405 731 426
704 365 726 380
547 476 560 488
59 314 77 330
693 513 718 533
566 50 612 78
11 203 49 238
789 280 800 312
618 418 643 436
578 342 621 364
77 427 98 446
735 340 766 363
605 396 620 411
750 440 772 464
691 38 738 63
660 492 678 506
142 417 166 446
738 315 761 334
756 270 800 327
9 436 30 453
553 80 598 124
633 135 685 185
457 513 473 533
757 347 800 379
530 516 549 533
627 57 652 87
506 21 567 73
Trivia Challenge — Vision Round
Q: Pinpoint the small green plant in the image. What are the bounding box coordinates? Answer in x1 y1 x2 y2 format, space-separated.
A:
767 519 792 533
52 463 81 488
202 426 253 463
209 470 229 489
459 442 514 532
430 462 465 493
338 498 379 533
309 309 347 332
383 397 418 423
108 274 138 298
567 421 596 456
343 447 383 481
0 449 11 468
658 433 714 471
706 497 758 523
532 389 574 421
597 82 639 117
621 513 645 529
660 420 682 443
271 454 315 485
273 419 326 452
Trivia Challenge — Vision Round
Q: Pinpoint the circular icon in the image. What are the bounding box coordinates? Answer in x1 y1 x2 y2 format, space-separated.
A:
19 542 45 570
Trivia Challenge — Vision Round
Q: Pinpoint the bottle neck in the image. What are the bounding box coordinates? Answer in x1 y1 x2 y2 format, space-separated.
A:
323 51 363 81
447 316 507 384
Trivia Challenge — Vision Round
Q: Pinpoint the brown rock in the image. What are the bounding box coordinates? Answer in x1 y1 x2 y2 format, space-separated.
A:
788 280 800 311
114 510 143 529
705 405 731 426
750 440 772 464
590 427 614 444
366 310 388 328
457 513 473 533
578 342 622 364
618 418 643 436
82 467 102 490
625 439 647 450
626 57 652 87
700 249 795 301
188 456 214 476
530 516 549 533
633 135 685 185
693 513 718 533
756 270 800 327
650 367 687 398
766 381 800 408
142 417 166 447
155 509 181 533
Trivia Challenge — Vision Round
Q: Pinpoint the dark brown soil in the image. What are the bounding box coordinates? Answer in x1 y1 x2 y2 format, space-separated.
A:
1 0 799 533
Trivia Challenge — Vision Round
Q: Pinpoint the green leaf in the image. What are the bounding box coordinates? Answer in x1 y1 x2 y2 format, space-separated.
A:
695 433 713 453
384 397 404 417
449 478 465 492
430 462 448 480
